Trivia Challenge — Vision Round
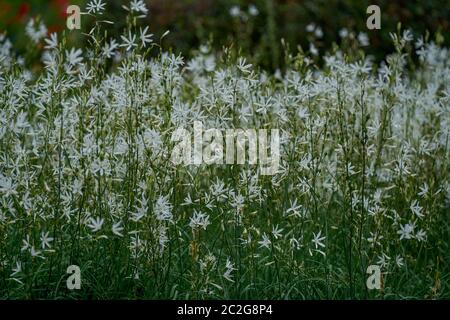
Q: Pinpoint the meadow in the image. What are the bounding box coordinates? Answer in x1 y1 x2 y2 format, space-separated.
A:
0 1 449 299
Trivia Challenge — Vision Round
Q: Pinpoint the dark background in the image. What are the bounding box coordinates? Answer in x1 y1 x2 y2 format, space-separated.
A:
1 0 449 69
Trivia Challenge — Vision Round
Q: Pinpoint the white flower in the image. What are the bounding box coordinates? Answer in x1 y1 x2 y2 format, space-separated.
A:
40 231 54 249
248 5 259 16
230 193 245 211
132 197 148 222
347 163 356 175
415 36 424 49
309 43 318 56
358 32 370 46
90 158 111 176
223 258 236 282
120 31 138 51
395 255 404 268
314 27 323 39
410 200 424 218
21 235 31 252
418 183 429 198
297 107 310 119
286 198 303 217
26 19 47 44
189 210 210 230
139 26 153 47
397 222 415 240
112 221 124 237
44 33 58 50
30 246 42 258
182 194 194 206
237 57 252 74
204 55 216 72
0 175 17 197
272 225 283 239
87 217 104 232
367 232 383 247
312 230 326 249
102 39 119 58
154 195 173 222
199 44 210 54
210 178 228 201
402 29 414 43
339 28 349 39
415 229 427 242
306 23 316 33
66 48 83 66
11 261 22 277
258 233 271 249
86 0 106 14
377 253 390 268
130 0 148 15
230 6 241 17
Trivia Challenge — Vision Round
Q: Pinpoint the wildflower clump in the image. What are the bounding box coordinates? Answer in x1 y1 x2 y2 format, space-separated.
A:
0 1 449 299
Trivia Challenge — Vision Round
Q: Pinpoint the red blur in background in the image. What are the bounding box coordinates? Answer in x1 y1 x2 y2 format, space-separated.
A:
0 0 69 32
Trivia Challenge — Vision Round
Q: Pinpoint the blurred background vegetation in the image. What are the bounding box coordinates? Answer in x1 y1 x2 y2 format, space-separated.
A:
1 0 449 70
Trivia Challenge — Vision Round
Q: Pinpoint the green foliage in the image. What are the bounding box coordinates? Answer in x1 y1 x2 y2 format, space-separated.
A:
0 1 449 300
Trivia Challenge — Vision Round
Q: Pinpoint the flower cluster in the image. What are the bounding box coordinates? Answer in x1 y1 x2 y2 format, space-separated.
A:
0 1 449 299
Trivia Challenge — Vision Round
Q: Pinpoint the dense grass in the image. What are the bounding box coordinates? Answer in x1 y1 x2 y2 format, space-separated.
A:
0 3 449 300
